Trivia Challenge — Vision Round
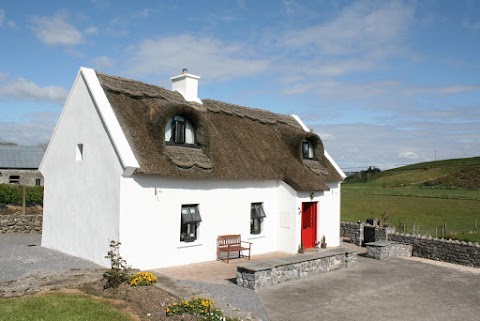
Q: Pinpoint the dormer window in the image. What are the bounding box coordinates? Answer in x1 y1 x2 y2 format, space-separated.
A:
165 115 195 145
302 141 314 159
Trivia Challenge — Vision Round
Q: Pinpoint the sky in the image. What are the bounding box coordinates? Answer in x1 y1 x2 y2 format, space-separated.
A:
0 0 479 171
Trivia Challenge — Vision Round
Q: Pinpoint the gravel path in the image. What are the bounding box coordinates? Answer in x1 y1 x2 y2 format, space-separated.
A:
1 233 268 320
0 233 101 283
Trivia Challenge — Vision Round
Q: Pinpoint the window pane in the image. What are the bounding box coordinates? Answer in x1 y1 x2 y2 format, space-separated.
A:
302 142 310 159
165 119 172 141
185 121 195 144
181 205 201 223
251 203 266 218
175 121 185 143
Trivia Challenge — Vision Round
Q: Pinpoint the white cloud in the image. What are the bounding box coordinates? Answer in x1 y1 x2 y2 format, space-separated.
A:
281 1 414 57
126 34 270 81
92 56 114 69
0 74 68 103
0 9 4 26
0 112 58 145
318 132 335 141
312 118 480 170
399 151 419 159
31 11 84 46
274 1 416 96
84 26 98 35
404 85 480 96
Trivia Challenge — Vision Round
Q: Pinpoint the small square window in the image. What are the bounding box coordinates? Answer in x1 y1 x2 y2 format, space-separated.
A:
180 205 201 242
35 178 41 186
251 203 266 235
76 144 84 161
9 175 20 184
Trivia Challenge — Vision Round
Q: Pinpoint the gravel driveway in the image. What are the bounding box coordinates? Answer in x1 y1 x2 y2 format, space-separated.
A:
0 233 101 283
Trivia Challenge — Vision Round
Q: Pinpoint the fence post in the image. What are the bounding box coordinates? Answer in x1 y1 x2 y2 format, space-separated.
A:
22 185 26 215
435 227 438 238
413 223 416 235
475 220 478 231
443 221 447 237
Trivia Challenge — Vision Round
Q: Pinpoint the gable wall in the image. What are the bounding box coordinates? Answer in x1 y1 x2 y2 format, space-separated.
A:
41 74 123 267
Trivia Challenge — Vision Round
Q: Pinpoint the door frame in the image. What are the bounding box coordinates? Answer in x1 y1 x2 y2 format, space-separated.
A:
301 202 318 249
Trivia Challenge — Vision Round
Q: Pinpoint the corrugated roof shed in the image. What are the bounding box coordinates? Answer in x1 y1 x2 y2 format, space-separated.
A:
0 145 44 169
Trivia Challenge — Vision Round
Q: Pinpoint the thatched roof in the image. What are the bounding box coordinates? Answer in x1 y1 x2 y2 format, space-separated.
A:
96 72 343 191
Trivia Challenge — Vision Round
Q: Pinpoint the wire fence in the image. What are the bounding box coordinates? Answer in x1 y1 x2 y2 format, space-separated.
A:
394 220 479 239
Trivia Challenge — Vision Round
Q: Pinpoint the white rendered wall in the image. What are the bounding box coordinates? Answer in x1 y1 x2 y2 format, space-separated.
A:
296 182 342 249
118 176 300 269
275 182 299 253
41 73 122 267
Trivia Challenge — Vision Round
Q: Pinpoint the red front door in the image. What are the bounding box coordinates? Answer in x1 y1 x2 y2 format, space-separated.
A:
301 202 317 249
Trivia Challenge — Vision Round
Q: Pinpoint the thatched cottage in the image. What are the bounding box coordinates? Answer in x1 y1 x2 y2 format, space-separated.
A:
40 67 345 269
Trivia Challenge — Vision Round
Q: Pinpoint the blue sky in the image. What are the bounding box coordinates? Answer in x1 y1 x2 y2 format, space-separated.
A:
1 0 479 171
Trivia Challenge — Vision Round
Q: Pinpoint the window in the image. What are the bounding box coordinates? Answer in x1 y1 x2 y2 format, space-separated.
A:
251 203 266 235
302 141 314 159
165 116 195 145
9 175 20 184
35 178 41 186
180 205 202 242
76 143 84 161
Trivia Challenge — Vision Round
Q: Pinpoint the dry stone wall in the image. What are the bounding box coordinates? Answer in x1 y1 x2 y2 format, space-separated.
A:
0 214 42 233
340 221 364 246
342 221 480 267
389 233 480 268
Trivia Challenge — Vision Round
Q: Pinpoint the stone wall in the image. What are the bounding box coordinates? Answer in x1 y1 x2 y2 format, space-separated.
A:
389 233 480 268
0 214 42 233
340 221 364 246
236 248 357 289
340 221 395 246
365 241 413 260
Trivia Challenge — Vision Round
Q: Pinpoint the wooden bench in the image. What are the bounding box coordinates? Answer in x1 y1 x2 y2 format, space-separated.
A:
217 234 252 263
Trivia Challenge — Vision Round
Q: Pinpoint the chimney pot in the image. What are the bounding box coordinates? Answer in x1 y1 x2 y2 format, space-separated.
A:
182 68 187 74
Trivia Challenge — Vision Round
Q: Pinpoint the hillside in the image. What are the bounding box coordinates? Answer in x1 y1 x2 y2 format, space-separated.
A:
348 156 480 189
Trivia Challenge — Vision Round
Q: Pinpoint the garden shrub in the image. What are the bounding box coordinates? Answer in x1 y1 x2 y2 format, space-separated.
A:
103 240 131 289
130 272 157 286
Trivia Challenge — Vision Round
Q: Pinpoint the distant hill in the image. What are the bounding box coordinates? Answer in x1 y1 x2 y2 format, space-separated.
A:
346 156 480 189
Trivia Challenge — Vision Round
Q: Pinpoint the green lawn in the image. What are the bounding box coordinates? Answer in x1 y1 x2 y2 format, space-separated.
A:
0 292 133 321
341 184 480 242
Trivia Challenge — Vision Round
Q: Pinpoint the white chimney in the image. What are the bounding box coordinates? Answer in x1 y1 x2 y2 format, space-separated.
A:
170 68 202 104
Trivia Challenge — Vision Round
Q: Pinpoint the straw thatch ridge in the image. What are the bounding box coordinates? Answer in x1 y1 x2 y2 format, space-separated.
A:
96 72 343 191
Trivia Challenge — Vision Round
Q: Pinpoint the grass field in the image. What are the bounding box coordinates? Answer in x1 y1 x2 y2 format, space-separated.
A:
0 292 134 321
342 156 480 243
341 184 480 243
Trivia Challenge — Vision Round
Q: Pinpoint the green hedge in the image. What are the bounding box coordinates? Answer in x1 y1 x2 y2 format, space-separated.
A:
0 184 43 206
